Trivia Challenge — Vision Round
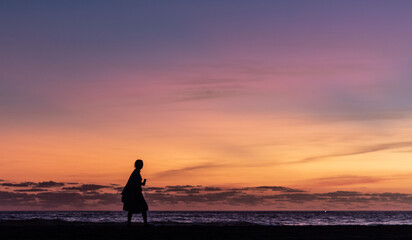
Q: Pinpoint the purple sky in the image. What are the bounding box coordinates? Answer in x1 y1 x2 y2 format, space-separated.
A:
2 1 412 210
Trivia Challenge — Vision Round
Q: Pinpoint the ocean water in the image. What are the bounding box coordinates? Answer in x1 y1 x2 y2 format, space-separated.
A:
2 211 412 225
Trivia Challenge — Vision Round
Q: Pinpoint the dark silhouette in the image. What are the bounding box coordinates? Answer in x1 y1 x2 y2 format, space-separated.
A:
121 159 149 226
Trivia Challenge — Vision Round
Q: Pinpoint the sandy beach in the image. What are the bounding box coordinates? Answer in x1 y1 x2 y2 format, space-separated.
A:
2 220 412 240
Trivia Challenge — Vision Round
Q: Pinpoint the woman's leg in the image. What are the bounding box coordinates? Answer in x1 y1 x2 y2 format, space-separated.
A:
142 211 148 225
127 211 132 226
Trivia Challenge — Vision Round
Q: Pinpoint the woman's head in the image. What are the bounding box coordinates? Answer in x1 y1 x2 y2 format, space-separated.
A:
135 159 144 169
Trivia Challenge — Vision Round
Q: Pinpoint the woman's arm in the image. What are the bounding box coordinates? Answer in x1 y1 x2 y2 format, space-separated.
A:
142 179 147 186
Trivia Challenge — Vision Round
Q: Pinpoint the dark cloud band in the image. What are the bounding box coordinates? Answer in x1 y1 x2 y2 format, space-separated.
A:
2 180 412 209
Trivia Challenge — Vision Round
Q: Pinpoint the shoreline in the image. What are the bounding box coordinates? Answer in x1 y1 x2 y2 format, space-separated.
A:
3 220 412 239
2 218 412 226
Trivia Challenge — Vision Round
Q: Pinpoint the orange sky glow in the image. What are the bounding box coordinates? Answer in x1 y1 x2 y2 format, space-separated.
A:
2 1 412 210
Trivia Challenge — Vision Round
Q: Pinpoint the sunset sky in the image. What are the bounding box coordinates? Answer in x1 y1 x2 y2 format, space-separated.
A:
2 1 412 210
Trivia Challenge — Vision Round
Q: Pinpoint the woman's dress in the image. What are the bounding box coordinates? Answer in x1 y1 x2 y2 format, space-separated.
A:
121 169 148 213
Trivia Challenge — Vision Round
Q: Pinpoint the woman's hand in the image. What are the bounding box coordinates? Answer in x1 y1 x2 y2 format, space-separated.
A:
142 179 147 186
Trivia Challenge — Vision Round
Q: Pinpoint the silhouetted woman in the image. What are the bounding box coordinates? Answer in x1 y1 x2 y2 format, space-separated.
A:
121 159 149 226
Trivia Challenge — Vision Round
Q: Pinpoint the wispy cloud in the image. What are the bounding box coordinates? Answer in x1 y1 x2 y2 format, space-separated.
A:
62 184 109 192
36 181 65 188
155 162 229 177
172 85 245 102
309 175 385 186
14 188 48 192
230 186 305 193
1 182 35 187
163 185 202 194
1 181 66 188
292 141 412 164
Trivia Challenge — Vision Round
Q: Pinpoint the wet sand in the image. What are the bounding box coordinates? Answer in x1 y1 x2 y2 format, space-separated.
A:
2 220 412 239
